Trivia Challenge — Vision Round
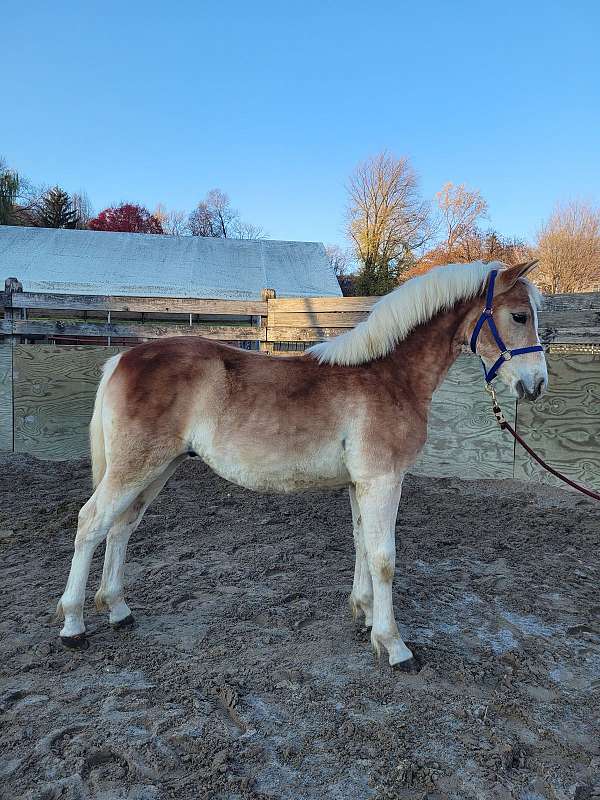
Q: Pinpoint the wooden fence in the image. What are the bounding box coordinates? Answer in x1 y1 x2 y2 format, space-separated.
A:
1 279 600 492
4 278 600 352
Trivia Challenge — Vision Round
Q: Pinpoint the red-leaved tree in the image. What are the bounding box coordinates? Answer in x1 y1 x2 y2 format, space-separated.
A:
89 203 164 234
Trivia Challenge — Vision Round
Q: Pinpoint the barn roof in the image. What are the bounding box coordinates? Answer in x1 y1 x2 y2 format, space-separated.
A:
0 226 341 299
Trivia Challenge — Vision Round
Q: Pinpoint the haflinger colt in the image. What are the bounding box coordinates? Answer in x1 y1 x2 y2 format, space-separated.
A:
57 260 547 670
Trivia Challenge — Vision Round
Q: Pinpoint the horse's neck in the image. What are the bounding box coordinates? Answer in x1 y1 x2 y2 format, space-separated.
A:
378 301 470 405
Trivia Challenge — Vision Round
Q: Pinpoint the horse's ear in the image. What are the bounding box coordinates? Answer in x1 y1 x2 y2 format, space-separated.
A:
495 260 539 293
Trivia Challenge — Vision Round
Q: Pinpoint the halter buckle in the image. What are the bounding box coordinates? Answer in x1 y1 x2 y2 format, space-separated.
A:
502 350 512 361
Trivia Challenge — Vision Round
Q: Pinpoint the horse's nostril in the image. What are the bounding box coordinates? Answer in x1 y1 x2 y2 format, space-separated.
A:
522 378 545 401
534 378 545 399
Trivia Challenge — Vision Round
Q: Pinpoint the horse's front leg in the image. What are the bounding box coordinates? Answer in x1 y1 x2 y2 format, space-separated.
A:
355 474 415 668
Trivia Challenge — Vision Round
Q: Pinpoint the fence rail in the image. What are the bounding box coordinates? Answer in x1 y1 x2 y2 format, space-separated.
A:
2 278 600 491
0 319 267 341
2 290 268 316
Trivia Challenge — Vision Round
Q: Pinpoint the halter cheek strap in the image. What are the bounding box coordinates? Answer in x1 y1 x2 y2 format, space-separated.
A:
469 270 544 384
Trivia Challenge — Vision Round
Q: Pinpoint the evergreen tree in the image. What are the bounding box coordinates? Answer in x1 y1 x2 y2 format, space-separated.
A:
353 256 412 296
34 186 80 228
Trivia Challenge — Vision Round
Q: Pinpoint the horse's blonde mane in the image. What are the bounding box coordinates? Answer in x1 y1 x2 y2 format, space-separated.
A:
308 260 523 366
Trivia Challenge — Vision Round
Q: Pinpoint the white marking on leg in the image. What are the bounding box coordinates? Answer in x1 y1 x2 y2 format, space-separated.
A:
95 457 185 626
356 474 414 666
59 481 141 638
348 485 373 626
96 526 135 624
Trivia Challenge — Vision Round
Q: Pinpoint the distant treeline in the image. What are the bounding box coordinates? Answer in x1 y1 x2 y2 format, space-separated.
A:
1 153 598 295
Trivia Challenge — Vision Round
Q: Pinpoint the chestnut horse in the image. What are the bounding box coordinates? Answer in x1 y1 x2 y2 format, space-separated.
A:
57 260 547 668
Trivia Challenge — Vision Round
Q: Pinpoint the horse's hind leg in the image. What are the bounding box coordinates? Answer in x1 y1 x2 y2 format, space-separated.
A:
57 476 143 647
348 485 373 626
94 499 145 630
94 455 187 628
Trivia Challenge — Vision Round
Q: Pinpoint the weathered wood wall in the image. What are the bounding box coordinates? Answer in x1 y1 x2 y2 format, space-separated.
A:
13 345 124 460
514 352 600 492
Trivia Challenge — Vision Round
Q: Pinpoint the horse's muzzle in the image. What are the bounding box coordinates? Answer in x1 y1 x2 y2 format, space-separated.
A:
516 377 546 401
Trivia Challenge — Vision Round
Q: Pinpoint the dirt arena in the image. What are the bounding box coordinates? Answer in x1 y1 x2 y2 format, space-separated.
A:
1 453 599 800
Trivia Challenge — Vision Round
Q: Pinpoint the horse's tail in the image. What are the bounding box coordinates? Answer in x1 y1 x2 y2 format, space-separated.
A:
90 353 122 489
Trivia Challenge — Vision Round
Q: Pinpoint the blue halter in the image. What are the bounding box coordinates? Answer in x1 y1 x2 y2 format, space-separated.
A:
469 270 544 384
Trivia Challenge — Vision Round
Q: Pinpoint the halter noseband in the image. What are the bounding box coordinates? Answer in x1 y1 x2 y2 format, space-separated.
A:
469 269 544 384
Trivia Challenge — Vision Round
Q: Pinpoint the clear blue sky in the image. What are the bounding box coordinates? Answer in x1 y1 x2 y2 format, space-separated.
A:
5 0 599 249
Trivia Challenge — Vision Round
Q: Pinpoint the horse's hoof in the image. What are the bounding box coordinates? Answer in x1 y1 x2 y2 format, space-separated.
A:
111 614 135 630
392 656 419 674
60 633 89 651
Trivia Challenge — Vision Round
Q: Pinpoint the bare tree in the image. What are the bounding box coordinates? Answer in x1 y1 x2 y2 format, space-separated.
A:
410 228 528 279
188 189 266 239
206 189 237 237
534 201 600 293
415 183 524 274
231 220 267 240
325 244 349 278
325 244 355 295
166 209 188 236
72 191 94 229
347 153 432 295
456 229 528 266
436 182 488 260
154 204 188 236
188 201 215 237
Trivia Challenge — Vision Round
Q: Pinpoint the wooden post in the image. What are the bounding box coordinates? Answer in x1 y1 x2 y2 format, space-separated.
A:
5 277 23 294
0 337 13 452
4 277 24 342
260 288 276 352
2 278 22 453
4 278 24 341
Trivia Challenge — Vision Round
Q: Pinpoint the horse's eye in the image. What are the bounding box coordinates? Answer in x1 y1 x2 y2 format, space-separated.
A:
512 313 528 324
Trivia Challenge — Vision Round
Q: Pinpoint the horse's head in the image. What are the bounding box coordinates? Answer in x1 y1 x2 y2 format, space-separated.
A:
467 261 548 400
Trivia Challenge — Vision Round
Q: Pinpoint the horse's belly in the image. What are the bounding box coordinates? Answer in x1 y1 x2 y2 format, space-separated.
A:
194 440 350 493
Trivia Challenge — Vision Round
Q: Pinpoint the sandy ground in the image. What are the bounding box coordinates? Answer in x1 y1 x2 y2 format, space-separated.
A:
0 453 599 800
